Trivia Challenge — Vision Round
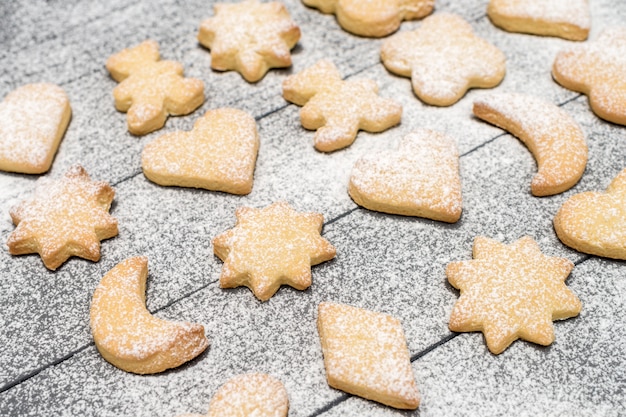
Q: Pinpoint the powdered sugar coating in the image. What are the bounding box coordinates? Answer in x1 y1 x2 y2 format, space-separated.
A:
349 129 462 222
0 83 71 174
381 13 506 106
317 302 420 409
447 236 582 355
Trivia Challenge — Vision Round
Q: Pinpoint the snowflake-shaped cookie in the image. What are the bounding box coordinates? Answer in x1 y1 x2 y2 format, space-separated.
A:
106 40 205 135
213 202 336 301
302 0 434 38
381 13 506 106
7 164 118 270
282 59 402 152
198 0 301 82
447 236 581 354
553 27 626 126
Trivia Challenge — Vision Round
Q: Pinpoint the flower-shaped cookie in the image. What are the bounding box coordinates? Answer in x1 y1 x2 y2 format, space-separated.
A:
7 164 118 270
106 40 205 135
282 59 402 152
553 28 626 125
554 168 626 260
302 0 434 38
381 13 506 106
349 129 462 222
447 236 581 354
213 202 336 301
198 0 301 82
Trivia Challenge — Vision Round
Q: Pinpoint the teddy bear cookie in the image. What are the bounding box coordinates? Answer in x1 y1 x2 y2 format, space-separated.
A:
553 27 626 126
198 0 301 82
447 236 582 354
213 202 336 301
282 59 402 152
317 301 420 409
142 108 259 195
473 93 588 196
554 168 626 260
487 0 590 41
90 257 209 374
302 0 434 38
106 40 205 135
381 13 506 106
349 129 462 222
0 83 71 174
7 164 118 270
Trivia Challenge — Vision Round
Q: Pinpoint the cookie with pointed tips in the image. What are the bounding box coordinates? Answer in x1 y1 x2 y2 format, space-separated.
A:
302 0 434 38
473 93 587 196
554 168 626 260
381 13 506 106
198 0 301 82
553 28 626 125
282 59 402 152
7 164 118 270
106 40 205 135
213 202 336 301
447 236 582 354
488 0 590 41
0 83 71 174
349 129 462 222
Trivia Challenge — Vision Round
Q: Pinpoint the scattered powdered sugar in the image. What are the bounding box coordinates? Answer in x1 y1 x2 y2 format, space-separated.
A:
207 373 289 417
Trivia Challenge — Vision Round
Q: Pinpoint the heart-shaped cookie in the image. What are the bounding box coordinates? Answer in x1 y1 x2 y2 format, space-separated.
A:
141 108 259 195
348 129 462 223
554 168 626 260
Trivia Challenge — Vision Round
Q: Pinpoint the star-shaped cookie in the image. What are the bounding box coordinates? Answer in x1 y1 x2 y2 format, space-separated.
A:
282 59 402 152
554 168 626 260
213 202 336 301
198 0 301 82
7 164 118 270
553 28 626 125
447 236 581 354
381 13 506 106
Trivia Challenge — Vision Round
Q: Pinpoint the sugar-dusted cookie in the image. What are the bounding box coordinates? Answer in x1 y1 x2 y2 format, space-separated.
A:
554 168 626 260
349 129 462 222
302 0 434 38
213 202 336 301
90 257 209 374
0 83 71 174
7 165 118 270
487 0 590 41
381 13 506 106
473 93 587 196
553 28 626 126
198 0 301 82
447 236 582 355
282 59 402 152
106 40 205 135
317 302 420 409
142 108 259 195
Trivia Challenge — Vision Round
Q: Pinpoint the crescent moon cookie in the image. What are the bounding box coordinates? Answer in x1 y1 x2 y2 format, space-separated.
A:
7 164 118 270
198 0 301 82
380 13 506 106
301 0 434 38
554 168 626 260
90 257 209 374
282 59 402 152
473 93 588 196
553 27 626 126
105 40 205 136
487 0 590 41
349 129 462 222
213 202 336 301
317 302 420 409
142 108 259 195
447 236 582 355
